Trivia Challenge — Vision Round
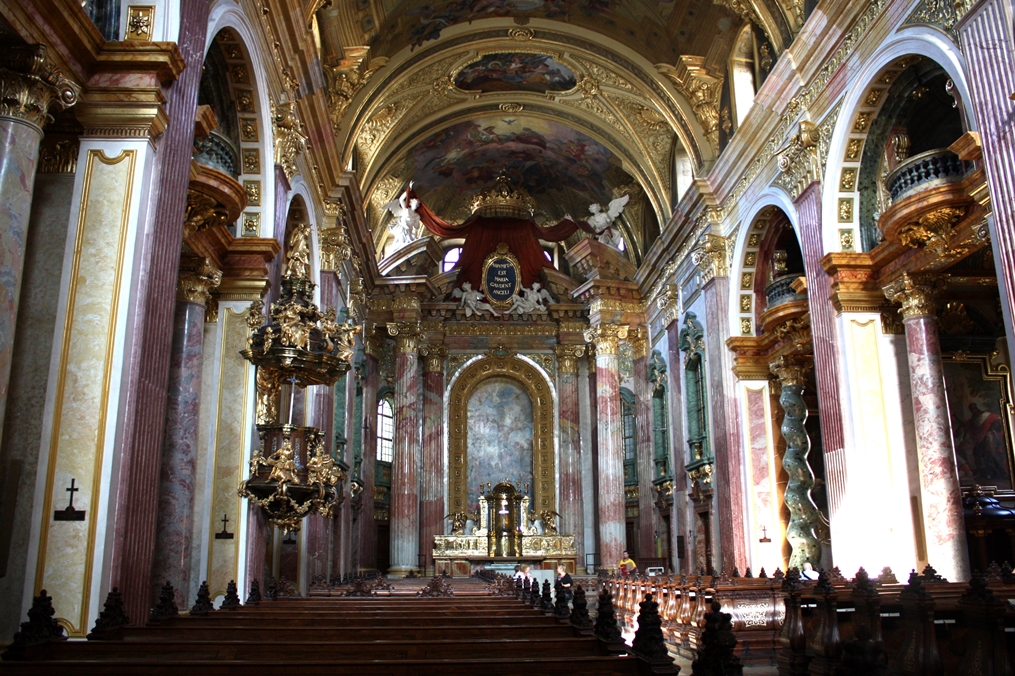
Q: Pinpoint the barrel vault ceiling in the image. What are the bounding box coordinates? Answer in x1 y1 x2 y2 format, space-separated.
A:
313 0 802 237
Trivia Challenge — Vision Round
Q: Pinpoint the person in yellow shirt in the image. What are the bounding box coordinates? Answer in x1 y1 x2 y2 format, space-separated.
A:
618 550 637 576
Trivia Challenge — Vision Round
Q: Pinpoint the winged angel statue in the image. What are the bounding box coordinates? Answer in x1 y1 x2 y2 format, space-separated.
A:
381 183 421 249
585 194 630 250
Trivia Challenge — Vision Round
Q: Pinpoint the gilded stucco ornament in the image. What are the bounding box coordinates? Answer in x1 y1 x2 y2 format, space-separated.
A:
319 224 353 270
883 272 949 319
184 189 229 236
690 233 729 283
387 321 421 353
324 47 387 131
657 284 680 328
896 207 966 255
271 100 307 181
0 44 79 128
656 56 723 154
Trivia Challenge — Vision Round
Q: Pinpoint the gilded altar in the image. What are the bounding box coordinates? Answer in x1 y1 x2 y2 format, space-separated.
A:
434 481 577 574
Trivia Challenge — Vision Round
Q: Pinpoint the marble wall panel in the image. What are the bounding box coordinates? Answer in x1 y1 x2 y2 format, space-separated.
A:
207 307 252 598
744 386 780 573
36 147 146 635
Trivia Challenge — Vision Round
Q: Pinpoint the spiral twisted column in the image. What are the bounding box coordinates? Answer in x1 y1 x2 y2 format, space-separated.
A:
418 342 447 574
387 321 421 574
585 324 628 571
884 273 969 581
556 344 586 562
770 355 822 570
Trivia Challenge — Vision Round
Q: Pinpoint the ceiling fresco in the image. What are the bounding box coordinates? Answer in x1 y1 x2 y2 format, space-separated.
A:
453 52 577 93
318 1 804 258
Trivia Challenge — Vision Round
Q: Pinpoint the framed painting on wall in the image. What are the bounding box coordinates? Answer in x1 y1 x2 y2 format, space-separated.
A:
942 352 1015 494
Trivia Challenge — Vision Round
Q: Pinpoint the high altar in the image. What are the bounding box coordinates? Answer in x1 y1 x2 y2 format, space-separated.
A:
434 481 577 575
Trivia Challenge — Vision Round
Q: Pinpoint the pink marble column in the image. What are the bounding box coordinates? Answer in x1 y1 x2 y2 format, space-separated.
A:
0 48 76 444
418 343 446 574
556 345 586 561
632 333 657 559
885 273 970 581
108 0 210 625
700 273 749 572
387 322 421 574
357 344 380 572
796 183 848 519
957 1 1015 361
150 289 212 605
587 325 627 571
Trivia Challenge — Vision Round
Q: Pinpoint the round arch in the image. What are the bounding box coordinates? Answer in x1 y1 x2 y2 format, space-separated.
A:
287 176 323 298
447 355 555 518
727 189 800 337
205 3 276 239
821 29 972 255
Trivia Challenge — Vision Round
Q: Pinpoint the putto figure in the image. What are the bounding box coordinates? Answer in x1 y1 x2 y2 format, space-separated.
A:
382 183 421 248
586 194 630 250
452 281 500 317
505 282 555 315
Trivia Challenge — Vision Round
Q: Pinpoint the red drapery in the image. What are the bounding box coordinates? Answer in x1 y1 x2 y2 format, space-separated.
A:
408 187 593 290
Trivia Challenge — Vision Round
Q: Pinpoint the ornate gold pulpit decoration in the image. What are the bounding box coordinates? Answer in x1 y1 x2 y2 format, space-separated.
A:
238 224 361 531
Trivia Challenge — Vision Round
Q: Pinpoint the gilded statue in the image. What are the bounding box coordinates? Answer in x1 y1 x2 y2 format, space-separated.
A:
530 509 561 534
267 437 298 485
283 222 312 280
246 300 265 346
446 511 469 535
256 367 280 425
275 302 311 349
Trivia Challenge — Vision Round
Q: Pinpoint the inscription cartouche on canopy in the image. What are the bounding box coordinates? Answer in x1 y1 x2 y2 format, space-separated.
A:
481 242 521 308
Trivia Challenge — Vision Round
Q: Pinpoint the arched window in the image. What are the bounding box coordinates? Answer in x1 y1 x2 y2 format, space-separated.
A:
376 397 394 462
442 247 462 273
730 26 757 127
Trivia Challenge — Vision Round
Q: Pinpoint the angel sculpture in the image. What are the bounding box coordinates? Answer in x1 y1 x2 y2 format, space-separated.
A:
586 194 630 250
451 281 500 317
381 183 421 249
505 282 555 315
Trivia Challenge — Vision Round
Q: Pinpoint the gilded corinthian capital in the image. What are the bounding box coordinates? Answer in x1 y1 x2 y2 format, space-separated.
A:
387 321 421 353
177 257 223 306
883 273 948 319
555 345 586 373
0 44 80 128
583 324 629 355
690 233 729 283
418 343 447 373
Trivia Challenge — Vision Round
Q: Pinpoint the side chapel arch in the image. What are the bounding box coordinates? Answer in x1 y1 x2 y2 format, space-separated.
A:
448 356 555 518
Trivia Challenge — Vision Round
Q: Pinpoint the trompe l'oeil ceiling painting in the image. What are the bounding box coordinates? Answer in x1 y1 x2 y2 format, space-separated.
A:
453 53 577 93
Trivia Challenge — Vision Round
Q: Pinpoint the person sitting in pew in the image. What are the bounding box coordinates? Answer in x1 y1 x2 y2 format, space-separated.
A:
618 551 637 577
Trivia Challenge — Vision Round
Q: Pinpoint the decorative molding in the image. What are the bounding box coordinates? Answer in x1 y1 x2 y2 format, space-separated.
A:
38 138 79 174
628 327 649 359
0 44 79 128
